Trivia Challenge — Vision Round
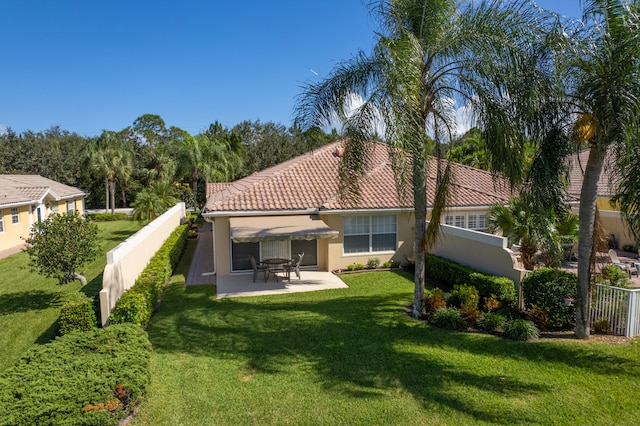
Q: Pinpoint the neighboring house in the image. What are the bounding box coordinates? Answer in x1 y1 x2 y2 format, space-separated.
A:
203 141 513 277
0 175 87 254
566 149 636 249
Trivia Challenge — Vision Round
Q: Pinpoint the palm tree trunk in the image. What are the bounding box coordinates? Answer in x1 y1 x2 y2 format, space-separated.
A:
412 156 427 318
104 178 109 213
575 145 605 339
193 179 198 210
109 180 116 215
520 238 537 271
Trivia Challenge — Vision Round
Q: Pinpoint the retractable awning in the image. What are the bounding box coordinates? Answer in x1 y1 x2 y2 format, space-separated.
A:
229 215 339 243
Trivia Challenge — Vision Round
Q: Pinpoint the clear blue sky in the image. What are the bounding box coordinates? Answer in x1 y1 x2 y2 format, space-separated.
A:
0 0 582 137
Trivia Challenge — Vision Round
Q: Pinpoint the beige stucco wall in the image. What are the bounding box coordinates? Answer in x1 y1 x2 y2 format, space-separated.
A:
213 216 231 276
429 222 526 286
322 212 414 272
572 199 637 249
99 203 186 326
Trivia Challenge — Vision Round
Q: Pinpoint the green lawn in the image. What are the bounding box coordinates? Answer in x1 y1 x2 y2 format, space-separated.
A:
0 220 142 371
133 250 640 425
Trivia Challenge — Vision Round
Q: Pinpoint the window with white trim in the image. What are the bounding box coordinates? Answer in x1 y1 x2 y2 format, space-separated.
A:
51 203 59 213
454 214 465 228
444 213 487 231
0 210 4 233
344 215 397 254
66 200 74 213
11 208 19 224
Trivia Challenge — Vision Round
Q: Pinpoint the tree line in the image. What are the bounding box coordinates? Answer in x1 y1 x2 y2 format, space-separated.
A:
0 115 339 214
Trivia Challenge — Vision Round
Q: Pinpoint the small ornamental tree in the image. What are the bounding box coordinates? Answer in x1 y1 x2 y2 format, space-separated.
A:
23 211 100 285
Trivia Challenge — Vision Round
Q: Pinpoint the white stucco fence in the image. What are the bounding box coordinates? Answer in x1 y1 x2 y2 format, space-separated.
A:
99 203 186 326
429 222 527 288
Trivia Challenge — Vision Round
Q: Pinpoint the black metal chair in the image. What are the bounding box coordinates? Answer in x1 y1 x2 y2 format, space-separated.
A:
249 255 269 282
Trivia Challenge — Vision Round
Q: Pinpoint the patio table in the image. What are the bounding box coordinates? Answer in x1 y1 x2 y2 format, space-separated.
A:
262 258 291 282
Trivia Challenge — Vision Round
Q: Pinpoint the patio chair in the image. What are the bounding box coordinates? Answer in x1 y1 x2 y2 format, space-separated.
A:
287 252 304 280
608 249 638 278
249 255 269 282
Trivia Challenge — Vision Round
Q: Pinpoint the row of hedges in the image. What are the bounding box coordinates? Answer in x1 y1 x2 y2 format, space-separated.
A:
109 224 188 327
0 324 151 426
86 213 131 221
425 254 516 306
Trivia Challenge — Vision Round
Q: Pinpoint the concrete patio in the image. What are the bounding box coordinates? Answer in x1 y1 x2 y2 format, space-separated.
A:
185 221 348 298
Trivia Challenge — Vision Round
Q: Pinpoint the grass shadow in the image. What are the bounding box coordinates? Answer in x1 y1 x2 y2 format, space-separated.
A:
0 290 62 314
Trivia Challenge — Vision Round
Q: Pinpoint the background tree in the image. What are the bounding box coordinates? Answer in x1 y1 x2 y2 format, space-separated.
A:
23 212 100 285
131 181 179 223
296 0 551 317
89 131 134 213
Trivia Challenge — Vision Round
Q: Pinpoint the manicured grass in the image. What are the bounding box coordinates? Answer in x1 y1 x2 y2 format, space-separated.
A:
0 220 142 371
134 258 640 425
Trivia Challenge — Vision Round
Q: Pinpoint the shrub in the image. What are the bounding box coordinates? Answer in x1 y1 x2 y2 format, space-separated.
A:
503 319 539 341
526 305 551 331
58 294 97 335
449 284 479 309
424 288 447 314
522 267 577 329
0 324 151 426
592 318 611 334
109 224 188 327
483 296 502 312
425 254 475 286
599 265 630 288
460 304 480 328
429 307 466 330
469 273 516 306
622 243 638 253
479 312 505 332
347 264 355 271
366 257 380 269
110 291 153 327
354 263 364 270
87 213 130 221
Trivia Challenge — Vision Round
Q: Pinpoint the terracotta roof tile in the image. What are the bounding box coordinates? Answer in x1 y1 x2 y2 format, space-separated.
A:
566 148 620 198
204 141 513 213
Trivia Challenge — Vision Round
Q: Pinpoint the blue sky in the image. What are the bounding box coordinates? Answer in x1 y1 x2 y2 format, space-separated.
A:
0 1 582 137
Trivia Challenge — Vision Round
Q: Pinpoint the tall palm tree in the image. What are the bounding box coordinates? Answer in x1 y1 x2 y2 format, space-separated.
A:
88 131 134 214
560 0 640 338
296 0 552 317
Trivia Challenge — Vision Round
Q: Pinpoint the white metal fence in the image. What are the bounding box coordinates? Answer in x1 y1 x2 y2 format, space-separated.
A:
590 284 640 337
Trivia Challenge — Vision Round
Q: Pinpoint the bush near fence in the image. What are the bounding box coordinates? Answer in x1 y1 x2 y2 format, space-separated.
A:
0 324 151 426
109 224 188 327
58 294 98 335
425 254 516 306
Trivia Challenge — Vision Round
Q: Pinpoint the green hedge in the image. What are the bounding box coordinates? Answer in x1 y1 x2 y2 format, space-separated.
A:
425 254 516 306
110 224 188 327
87 213 130 221
0 324 151 426
522 267 577 329
59 294 98 335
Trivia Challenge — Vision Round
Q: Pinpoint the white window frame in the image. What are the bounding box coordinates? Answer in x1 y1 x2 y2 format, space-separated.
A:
11 207 19 224
343 215 397 254
0 210 4 233
66 200 74 213
444 212 488 231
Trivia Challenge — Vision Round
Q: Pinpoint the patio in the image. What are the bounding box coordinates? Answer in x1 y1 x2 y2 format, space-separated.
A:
185 221 348 298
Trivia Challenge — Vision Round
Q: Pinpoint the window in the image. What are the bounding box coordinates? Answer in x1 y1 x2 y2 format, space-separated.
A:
467 214 487 230
444 215 454 226
51 203 59 213
344 215 396 254
0 211 4 233
11 208 19 224
454 215 465 228
66 200 74 213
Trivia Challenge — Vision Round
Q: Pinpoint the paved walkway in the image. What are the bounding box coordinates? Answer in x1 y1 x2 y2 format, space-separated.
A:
185 221 216 286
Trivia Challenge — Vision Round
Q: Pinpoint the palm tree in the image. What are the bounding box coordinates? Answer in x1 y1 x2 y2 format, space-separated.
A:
296 0 553 317
487 197 543 271
88 131 134 214
559 1 640 338
131 182 179 224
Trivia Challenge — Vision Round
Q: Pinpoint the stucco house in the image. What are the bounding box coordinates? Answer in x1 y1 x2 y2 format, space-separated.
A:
566 149 637 249
0 174 87 254
203 141 513 277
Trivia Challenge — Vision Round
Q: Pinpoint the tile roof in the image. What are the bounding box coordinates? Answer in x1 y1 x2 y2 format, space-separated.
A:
566 148 620 199
0 175 86 208
204 141 513 214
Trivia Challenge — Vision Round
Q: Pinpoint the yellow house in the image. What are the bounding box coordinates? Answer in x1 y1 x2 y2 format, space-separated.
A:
567 149 636 250
203 141 513 277
0 175 87 255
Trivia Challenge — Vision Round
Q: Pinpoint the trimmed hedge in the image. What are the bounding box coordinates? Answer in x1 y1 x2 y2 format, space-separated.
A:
522 267 577 329
0 324 151 426
87 213 130 221
110 224 188 327
425 254 516 306
59 294 98 335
